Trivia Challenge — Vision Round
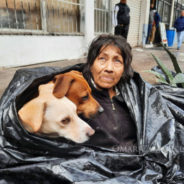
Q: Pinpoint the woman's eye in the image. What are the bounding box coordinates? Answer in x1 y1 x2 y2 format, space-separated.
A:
115 59 121 63
99 57 105 61
114 59 123 65
98 57 106 64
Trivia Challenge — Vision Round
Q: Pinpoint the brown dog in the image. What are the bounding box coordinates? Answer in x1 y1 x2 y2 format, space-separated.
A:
53 70 101 118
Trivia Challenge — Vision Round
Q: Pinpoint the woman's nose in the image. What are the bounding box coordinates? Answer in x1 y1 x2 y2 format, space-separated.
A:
105 60 114 71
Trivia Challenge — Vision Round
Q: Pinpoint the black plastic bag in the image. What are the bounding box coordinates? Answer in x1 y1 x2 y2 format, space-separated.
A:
0 64 184 183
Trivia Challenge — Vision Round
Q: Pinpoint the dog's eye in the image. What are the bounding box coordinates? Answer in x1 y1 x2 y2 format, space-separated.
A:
61 117 70 125
81 95 89 101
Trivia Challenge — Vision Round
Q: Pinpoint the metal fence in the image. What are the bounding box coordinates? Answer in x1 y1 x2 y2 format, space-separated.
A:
94 0 112 34
0 0 84 35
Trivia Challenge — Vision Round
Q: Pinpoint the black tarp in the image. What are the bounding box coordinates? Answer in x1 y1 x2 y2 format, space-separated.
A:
0 64 184 183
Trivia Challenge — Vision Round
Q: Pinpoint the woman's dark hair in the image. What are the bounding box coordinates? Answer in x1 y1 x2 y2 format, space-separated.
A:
83 34 133 83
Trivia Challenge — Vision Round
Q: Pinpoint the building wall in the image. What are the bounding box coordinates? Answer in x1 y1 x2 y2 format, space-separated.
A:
0 35 85 67
0 0 92 68
0 0 149 67
128 0 142 46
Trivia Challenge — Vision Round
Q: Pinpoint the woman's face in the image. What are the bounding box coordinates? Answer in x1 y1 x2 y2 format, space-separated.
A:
90 45 124 89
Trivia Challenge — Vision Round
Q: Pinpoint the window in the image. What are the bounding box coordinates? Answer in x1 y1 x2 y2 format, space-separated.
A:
157 0 171 25
0 0 84 35
162 2 171 24
157 0 184 26
158 0 164 19
94 0 112 34
46 0 84 34
0 0 41 30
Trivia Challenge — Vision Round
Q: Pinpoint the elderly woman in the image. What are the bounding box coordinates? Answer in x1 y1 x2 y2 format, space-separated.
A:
82 34 137 153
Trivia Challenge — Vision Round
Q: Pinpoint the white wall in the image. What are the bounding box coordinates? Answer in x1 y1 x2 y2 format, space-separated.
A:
128 0 142 47
0 35 85 67
0 0 95 68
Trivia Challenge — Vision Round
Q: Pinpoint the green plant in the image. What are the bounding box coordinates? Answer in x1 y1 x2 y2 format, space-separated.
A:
146 45 184 88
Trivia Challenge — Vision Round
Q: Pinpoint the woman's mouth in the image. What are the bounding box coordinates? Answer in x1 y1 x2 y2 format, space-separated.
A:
100 76 114 82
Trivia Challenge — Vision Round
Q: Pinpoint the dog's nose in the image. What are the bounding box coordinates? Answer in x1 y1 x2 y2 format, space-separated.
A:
86 127 95 137
98 106 104 113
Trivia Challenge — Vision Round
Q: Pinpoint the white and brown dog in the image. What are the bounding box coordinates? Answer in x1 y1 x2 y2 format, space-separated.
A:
18 71 101 143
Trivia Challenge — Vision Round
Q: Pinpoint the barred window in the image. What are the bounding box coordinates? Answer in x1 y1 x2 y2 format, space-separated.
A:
162 2 171 24
46 0 84 34
158 0 164 20
0 0 84 35
157 0 171 25
94 0 112 34
0 0 41 30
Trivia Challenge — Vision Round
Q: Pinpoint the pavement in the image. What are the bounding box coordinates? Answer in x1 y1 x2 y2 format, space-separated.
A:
1 44 184 98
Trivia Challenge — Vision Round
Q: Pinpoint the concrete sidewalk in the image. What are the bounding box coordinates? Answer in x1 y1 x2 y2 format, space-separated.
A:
1 45 184 98
132 45 184 84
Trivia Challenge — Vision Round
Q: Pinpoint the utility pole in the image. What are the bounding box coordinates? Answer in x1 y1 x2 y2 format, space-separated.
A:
169 0 175 29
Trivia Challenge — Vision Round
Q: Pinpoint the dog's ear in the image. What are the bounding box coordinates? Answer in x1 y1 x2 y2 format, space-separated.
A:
18 99 46 133
53 74 74 98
